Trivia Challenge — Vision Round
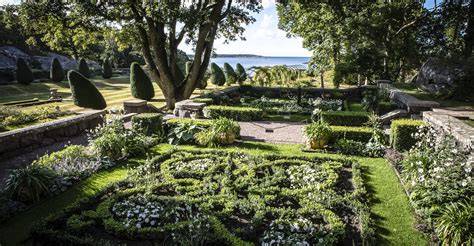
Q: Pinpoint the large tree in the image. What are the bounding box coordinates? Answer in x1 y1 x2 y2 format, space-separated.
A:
17 1 260 109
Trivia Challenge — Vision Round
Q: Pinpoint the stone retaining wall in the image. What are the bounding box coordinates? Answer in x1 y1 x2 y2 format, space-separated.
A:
378 82 440 113
423 111 474 149
0 110 105 159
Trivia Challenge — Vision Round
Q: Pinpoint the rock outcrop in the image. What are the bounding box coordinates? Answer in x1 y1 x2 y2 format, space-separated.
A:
415 58 467 97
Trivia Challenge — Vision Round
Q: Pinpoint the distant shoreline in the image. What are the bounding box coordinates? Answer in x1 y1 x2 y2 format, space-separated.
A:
187 54 310 58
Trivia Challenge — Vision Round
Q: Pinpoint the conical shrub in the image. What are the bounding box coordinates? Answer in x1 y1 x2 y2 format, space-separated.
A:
235 63 247 84
16 58 34 85
102 58 113 79
210 63 225 86
50 58 65 82
223 62 237 85
68 70 106 110
78 58 90 78
130 62 155 100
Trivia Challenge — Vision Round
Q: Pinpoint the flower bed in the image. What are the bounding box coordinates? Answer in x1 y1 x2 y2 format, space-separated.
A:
32 150 374 245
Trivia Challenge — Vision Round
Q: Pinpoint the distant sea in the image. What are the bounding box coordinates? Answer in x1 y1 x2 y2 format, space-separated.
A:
209 56 310 69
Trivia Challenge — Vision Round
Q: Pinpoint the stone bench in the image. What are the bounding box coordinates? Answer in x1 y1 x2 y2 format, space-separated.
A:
124 99 148 114
173 100 206 118
378 82 440 113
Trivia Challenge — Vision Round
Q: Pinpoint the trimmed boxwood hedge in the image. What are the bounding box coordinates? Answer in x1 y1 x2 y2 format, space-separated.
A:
164 118 212 130
210 63 225 86
130 62 155 100
203 105 263 121
321 111 371 126
330 126 373 143
68 70 107 110
390 119 424 152
131 113 163 136
377 101 399 115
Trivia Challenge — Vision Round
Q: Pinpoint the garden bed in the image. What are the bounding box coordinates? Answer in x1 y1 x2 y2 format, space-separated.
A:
31 149 373 245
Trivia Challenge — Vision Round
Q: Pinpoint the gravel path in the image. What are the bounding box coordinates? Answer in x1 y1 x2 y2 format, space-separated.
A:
0 134 88 184
239 121 305 144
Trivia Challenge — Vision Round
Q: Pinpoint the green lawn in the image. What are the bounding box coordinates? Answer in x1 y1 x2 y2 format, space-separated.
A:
0 142 427 245
464 119 474 128
0 76 221 112
392 83 474 109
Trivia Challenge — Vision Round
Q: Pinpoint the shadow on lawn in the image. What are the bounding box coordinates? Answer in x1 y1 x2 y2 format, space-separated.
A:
360 165 391 245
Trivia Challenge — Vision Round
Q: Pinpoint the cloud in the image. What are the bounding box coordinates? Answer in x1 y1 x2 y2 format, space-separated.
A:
261 0 275 9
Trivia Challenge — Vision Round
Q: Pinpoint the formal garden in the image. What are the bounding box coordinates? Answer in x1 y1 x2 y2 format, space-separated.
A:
0 1 473 246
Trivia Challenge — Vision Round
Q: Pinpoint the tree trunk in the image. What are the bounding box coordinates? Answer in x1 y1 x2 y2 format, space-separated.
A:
320 72 324 88
463 0 474 58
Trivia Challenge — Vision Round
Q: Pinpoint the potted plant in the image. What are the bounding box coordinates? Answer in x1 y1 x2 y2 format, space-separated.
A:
303 120 332 149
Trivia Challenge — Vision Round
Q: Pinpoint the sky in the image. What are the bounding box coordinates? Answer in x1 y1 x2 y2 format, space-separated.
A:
1 0 437 57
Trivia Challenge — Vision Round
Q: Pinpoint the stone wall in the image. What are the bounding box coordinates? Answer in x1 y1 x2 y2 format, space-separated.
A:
423 111 474 149
0 110 105 159
378 82 440 113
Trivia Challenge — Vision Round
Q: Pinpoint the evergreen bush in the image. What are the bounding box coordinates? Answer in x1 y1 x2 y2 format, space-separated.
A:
390 119 424 151
130 62 155 100
210 63 225 86
235 63 247 84
68 70 107 110
131 113 163 136
102 58 113 79
78 58 90 78
16 58 34 85
223 62 237 85
50 58 65 82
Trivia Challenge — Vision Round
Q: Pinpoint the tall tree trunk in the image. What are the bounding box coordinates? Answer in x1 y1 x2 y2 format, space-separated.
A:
464 0 474 58
320 72 325 88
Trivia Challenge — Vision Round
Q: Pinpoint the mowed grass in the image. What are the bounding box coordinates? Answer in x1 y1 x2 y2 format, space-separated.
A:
0 76 222 112
0 142 427 245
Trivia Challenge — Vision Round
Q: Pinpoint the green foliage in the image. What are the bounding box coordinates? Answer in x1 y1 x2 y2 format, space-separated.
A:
165 118 212 129
203 105 263 121
250 65 303 87
166 122 206 145
102 58 113 79
377 101 398 115
235 63 247 84
435 199 473 245
50 58 65 82
335 139 366 156
192 98 213 105
195 117 240 147
330 126 373 143
131 113 163 137
78 58 90 78
31 149 371 245
209 63 225 86
16 58 34 85
361 88 379 112
4 165 54 203
304 120 332 141
0 105 73 131
401 125 472 243
130 62 155 101
390 119 424 151
88 115 157 160
68 70 107 110
222 62 237 85
320 111 371 126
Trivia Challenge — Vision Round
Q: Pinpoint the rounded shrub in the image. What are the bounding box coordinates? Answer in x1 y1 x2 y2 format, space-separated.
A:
235 63 247 84
16 58 34 85
102 58 113 79
50 58 65 82
78 58 90 78
68 70 107 110
223 62 237 85
210 63 225 86
130 62 155 100
131 113 163 136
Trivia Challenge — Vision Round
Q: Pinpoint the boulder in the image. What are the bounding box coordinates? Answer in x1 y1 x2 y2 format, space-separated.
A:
0 46 32 69
415 58 465 96
33 53 78 71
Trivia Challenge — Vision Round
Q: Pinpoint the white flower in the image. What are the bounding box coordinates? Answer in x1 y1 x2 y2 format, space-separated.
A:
136 223 141 229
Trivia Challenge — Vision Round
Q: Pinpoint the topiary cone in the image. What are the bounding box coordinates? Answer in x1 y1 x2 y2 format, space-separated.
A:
50 58 65 82
235 63 247 85
78 58 90 78
223 62 237 85
210 62 225 86
68 70 106 109
102 58 113 79
130 62 155 100
16 58 34 85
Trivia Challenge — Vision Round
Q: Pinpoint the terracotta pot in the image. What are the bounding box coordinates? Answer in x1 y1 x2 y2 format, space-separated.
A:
308 137 329 149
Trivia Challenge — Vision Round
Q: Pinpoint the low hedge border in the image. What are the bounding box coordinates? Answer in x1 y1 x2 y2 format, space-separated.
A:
390 119 424 152
321 111 371 126
203 105 263 121
377 101 399 115
330 126 373 143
